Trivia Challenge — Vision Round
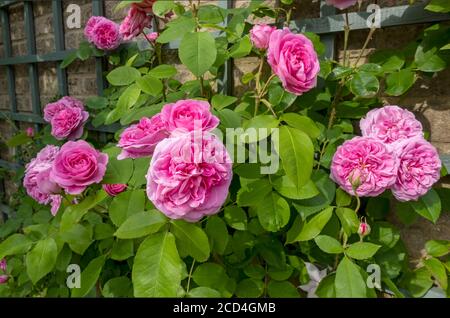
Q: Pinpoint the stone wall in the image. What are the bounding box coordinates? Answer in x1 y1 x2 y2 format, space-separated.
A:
0 0 449 259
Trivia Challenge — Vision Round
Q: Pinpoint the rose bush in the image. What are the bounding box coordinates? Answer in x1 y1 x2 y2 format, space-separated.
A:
1 0 450 299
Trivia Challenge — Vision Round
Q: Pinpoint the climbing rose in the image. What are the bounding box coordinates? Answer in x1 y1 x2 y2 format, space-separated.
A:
119 6 151 41
89 17 121 50
50 140 108 195
267 28 320 96
117 115 169 160
360 105 423 148
147 132 233 222
330 136 398 197
250 24 276 50
103 184 128 197
23 145 62 215
44 96 84 122
160 99 219 133
326 0 358 10
391 137 441 201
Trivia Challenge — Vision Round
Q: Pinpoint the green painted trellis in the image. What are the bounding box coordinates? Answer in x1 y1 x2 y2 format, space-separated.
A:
0 0 450 213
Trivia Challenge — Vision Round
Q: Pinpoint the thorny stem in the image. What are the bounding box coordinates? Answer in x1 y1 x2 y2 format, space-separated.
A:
343 11 350 67
354 27 376 67
254 56 265 116
189 0 206 98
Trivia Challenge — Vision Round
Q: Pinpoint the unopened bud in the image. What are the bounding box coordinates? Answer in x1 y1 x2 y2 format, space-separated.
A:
358 218 371 237
0 258 6 272
26 127 35 138
0 275 8 284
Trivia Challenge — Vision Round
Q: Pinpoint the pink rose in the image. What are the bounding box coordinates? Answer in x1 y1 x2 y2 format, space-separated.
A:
50 106 89 140
103 184 128 196
147 132 233 222
26 127 34 137
0 259 6 272
117 114 169 160
90 17 121 50
146 32 159 42
50 140 108 195
360 105 423 149
50 195 62 216
119 6 152 41
59 96 85 110
391 137 441 202
326 0 358 10
267 28 320 96
0 275 8 285
84 16 105 43
132 0 156 14
23 145 62 215
330 136 398 197
160 99 219 133
250 24 276 50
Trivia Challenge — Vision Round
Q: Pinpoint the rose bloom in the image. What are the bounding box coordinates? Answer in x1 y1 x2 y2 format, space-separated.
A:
326 0 358 10
90 17 121 50
103 184 128 196
119 6 151 41
44 96 84 122
50 140 108 195
26 127 34 137
50 106 89 140
132 0 155 14
267 28 320 96
147 132 233 222
0 275 8 285
0 259 6 272
84 16 105 43
360 105 423 149
23 145 62 215
250 24 276 50
146 32 159 42
330 136 398 197
391 137 441 201
160 99 219 133
117 114 169 160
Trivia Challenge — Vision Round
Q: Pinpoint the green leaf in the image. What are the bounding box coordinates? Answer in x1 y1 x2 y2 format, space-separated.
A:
224 206 247 231
228 35 252 58
424 257 448 290
102 277 133 298
346 242 381 260
85 96 108 109
157 16 196 44
25 238 57 284
187 287 221 298
275 126 314 191
152 0 175 17
385 69 416 96
192 262 232 296
109 190 146 227
171 220 210 262
294 207 333 242
205 216 229 255
316 274 336 298
0 234 33 259
335 256 367 297
314 235 344 254
409 189 441 223
179 31 217 76
425 0 450 12
350 72 379 98
217 108 241 128
6 132 31 147
256 192 290 232
211 94 238 110
241 115 279 143
235 278 264 298
76 41 92 60
198 5 226 24
132 231 181 297
281 113 321 139
106 66 141 86
244 264 265 279
358 63 383 76
401 267 433 298
415 44 447 72
115 210 167 239
369 222 400 250
136 75 163 96
425 240 450 257
237 178 272 207
71 255 106 297
105 84 141 124
111 239 134 261
59 224 93 255
273 177 319 200
335 207 359 236
267 281 299 298
336 188 352 207
60 50 78 68
148 64 177 78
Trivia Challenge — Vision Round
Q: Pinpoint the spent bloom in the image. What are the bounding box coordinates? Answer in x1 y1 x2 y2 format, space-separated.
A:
119 6 151 41
326 0 358 10
250 24 276 50
267 28 320 95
